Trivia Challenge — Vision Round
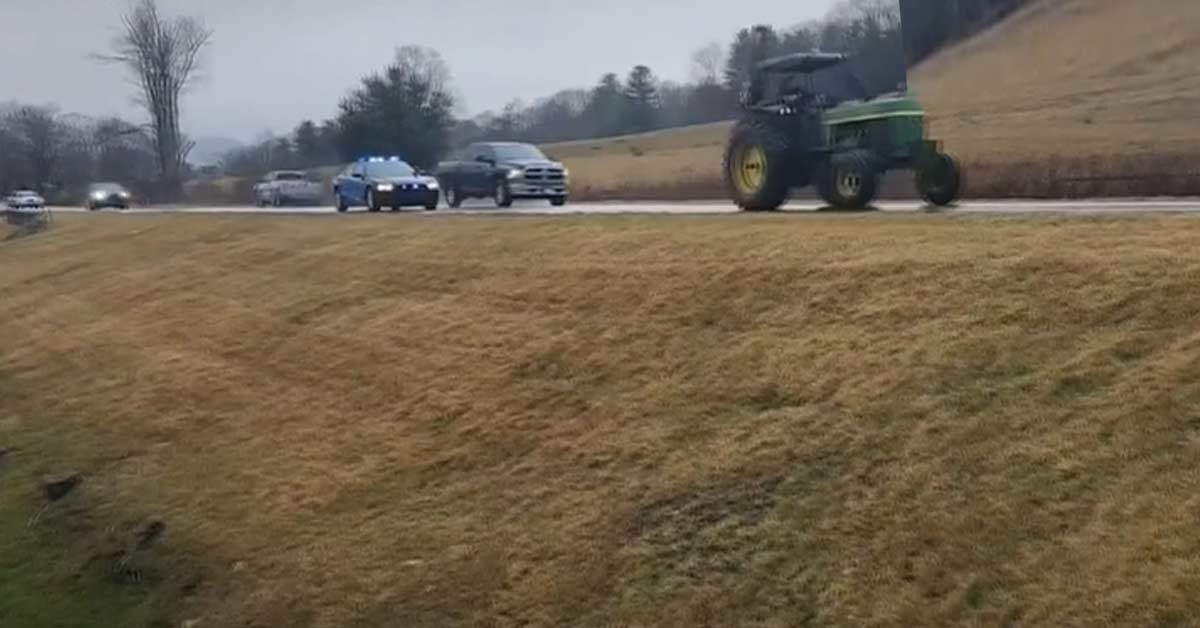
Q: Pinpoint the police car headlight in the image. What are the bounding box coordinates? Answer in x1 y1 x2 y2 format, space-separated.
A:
92 191 107 200
425 180 439 190
376 184 394 192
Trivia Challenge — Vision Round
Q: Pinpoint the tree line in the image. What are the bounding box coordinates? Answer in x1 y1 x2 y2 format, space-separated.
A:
455 0 909 147
0 104 158 201
902 0 1033 63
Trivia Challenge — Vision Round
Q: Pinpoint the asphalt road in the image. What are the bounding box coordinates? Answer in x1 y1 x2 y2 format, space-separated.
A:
51 198 1200 216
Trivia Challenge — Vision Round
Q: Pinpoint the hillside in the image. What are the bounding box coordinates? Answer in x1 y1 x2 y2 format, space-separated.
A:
547 0 1200 199
4 213 1200 627
917 0 1200 161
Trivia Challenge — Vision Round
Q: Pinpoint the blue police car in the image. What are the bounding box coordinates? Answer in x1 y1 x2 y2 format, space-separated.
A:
332 157 441 213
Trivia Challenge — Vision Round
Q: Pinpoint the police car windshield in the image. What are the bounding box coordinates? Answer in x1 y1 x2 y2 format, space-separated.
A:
365 161 415 178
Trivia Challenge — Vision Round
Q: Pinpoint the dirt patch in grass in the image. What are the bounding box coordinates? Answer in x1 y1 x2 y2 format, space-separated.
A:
3 213 1200 627
626 474 784 584
0 430 212 628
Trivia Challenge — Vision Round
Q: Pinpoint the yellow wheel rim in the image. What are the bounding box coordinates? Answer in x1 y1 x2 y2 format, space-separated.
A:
837 170 862 198
734 145 767 195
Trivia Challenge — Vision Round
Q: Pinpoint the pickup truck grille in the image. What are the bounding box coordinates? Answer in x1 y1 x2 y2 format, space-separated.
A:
523 168 565 183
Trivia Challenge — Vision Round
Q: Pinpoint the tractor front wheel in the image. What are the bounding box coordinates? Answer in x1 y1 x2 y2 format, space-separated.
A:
917 152 963 208
723 119 793 212
818 150 879 210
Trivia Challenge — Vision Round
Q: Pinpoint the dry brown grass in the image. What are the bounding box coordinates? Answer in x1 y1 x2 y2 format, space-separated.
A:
4 212 1200 627
545 0 1200 200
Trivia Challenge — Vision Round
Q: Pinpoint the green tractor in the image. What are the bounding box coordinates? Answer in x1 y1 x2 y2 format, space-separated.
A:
723 52 962 211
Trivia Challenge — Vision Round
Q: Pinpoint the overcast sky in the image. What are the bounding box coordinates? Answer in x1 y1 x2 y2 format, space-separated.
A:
0 0 837 140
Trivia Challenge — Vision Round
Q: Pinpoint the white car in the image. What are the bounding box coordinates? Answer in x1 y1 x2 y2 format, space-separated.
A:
253 171 324 207
5 190 46 210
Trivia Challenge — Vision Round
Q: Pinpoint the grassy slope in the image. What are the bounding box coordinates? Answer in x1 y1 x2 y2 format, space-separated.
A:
547 0 1200 198
3 213 1200 626
918 0 1200 161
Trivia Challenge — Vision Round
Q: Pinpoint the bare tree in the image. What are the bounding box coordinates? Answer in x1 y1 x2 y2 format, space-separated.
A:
6 106 65 193
99 0 211 198
830 0 902 32
89 117 155 185
690 43 726 86
0 105 30 192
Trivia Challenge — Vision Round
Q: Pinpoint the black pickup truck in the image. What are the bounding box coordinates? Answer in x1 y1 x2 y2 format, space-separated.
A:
435 142 569 208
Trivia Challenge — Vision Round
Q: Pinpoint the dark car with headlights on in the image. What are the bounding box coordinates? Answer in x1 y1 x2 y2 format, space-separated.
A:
435 142 568 208
86 182 132 210
332 157 440 213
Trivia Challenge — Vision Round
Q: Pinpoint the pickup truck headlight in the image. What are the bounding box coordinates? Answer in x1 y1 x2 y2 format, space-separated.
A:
507 168 523 180
375 184 394 192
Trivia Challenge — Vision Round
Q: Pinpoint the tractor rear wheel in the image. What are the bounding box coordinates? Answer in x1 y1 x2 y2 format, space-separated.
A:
818 150 879 210
917 152 963 208
723 119 793 212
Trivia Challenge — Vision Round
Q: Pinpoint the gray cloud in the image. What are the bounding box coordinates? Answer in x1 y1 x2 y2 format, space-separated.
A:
0 0 836 139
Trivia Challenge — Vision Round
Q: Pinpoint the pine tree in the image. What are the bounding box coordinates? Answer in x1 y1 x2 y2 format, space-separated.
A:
724 25 780 92
293 120 321 167
583 73 627 138
623 65 660 134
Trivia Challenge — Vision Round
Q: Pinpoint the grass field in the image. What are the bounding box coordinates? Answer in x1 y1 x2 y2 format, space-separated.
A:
3 212 1200 626
544 0 1200 200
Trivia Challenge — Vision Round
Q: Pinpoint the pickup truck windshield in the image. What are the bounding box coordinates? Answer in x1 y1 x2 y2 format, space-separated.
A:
493 145 547 161
365 162 415 178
